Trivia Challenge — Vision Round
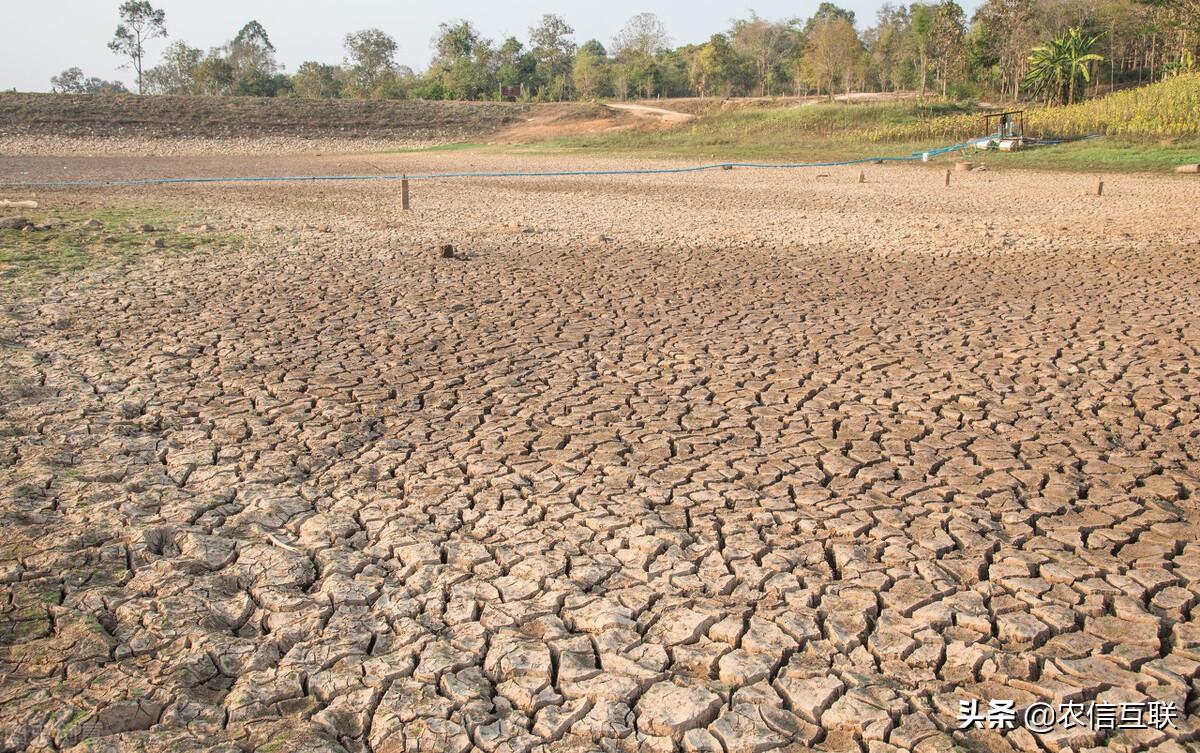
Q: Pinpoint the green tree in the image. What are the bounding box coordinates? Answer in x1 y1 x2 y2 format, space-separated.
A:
696 34 746 96
529 14 577 100
193 56 235 95
293 62 344 98
802 17 863 95
51 68 129 94
51 68 86 93
804 2 857 34
970 0 1035 100
107 1 167 94
231 21 278 76
910 3 934 97
930 1 966 97
344 29 398 97
612 13 670 98
573 40 610 98
430 20 496 100
144 41 202 94
866 4 913 92
731 12 798 96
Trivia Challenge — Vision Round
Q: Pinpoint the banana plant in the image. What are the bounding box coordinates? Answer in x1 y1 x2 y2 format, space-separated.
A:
1025 28 1105 106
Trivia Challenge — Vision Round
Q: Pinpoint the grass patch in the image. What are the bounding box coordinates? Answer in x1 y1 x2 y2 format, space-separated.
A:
541 100 975 160
0 206 240 293
380 141 491 154
984 138 1200 172
521 93 1199 173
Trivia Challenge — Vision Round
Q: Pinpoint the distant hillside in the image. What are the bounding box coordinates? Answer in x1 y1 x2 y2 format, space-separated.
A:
0 93 537 141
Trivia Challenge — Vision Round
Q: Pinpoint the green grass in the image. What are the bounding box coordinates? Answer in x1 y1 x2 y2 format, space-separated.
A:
542 100 975 159
380 141 491 154
511 94 1199 173
0 207 240 293
987 138 1200 172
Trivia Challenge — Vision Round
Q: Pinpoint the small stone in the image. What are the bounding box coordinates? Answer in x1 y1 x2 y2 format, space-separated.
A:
440 244 456 258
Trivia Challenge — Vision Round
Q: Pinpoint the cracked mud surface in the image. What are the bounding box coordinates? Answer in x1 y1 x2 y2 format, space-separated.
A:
1 152 1199 753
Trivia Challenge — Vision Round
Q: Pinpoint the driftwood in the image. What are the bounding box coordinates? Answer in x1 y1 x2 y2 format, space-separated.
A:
1177 164 1200 174
0 200 38 209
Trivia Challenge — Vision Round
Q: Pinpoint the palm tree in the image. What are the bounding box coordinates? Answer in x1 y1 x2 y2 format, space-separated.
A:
1025 28 1105 106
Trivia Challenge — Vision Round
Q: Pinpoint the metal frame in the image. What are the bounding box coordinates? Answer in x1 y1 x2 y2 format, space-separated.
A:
983 110 1025 140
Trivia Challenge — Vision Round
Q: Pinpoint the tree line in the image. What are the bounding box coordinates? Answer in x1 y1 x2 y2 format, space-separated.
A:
53 0 1200 105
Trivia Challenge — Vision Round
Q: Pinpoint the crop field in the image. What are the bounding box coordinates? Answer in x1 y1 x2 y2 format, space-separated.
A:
0 103 1199 753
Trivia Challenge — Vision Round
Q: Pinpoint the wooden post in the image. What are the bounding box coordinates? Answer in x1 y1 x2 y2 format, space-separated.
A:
944 170 951 187
402 178 410 210
1094 178 1104 196
859 170 865 184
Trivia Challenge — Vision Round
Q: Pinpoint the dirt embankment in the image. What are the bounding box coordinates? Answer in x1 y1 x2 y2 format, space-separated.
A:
0 93 535 140
0 94 613 156
0 95 695 156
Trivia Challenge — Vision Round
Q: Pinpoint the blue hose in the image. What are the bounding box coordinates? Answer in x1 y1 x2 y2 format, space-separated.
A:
0 135 1096 189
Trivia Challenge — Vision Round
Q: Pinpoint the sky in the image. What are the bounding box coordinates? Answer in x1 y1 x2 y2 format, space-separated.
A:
3 1 984 93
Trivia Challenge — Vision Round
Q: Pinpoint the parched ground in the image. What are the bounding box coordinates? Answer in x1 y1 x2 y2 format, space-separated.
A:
1 151 1199 753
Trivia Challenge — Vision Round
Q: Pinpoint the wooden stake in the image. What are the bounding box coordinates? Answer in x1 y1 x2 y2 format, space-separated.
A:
944 170 951 187
1094 178 1104 196
859 170 865 184
402 178 410 210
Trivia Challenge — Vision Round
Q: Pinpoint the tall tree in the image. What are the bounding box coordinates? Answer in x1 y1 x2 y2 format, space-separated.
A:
344 29 398 96
293 62 344 98
731 12 798 96
144 41 202 94
529 14 577 100
804 2 857 34
612 13 670 98
867 4 913 92
930 1 967 96
573 40 611 98
910 3 935 97
108 1 167 94
231 21 278 76
971 0 1036 100
696 33 747 96
613 12 670 59
802 17 864 95
430 21 495 100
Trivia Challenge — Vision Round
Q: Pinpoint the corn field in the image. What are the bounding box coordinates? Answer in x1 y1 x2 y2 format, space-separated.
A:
867 73 1200 143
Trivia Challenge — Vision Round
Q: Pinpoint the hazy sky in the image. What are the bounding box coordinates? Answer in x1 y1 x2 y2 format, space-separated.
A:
3 1 984 93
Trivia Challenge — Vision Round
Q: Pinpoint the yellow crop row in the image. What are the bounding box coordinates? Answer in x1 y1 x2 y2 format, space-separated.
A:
866 74 1200 143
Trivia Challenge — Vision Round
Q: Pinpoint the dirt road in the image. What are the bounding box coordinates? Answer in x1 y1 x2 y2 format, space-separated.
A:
1 152 1198 753
604 102 695 123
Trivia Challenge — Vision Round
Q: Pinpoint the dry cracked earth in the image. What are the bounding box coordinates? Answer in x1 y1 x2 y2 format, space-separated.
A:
0 151 1199 753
